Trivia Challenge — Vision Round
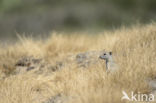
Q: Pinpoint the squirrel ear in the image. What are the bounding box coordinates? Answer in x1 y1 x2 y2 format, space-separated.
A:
109 52 112 55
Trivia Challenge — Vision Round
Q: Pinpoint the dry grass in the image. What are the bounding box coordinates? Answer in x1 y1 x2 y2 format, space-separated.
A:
0 23 156 103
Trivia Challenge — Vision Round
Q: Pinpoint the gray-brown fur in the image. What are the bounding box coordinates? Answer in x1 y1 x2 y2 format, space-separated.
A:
99 51 118 72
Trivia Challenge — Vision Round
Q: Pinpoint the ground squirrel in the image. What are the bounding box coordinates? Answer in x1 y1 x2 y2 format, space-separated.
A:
99 51 118 72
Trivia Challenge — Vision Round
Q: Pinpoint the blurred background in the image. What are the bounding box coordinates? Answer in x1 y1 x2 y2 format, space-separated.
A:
0 0 156 40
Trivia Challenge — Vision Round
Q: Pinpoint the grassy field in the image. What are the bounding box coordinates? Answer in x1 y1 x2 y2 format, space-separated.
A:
0 23 156 103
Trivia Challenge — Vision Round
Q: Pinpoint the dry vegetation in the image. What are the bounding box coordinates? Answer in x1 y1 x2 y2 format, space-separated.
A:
0 23 156 103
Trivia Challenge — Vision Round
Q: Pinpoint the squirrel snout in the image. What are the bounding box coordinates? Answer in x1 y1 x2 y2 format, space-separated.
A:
99 56 104 59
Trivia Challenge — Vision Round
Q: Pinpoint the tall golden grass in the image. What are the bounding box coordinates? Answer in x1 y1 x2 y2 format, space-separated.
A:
0 23 156 103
